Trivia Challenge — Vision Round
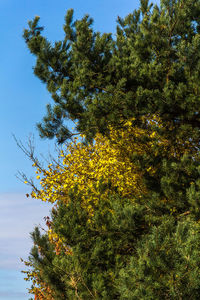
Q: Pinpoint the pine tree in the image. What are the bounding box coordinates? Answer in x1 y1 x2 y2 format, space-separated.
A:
22 0 200 299
23 0 200 217
23 0 200 144
23 188 162 299
22 117 200 299
24 180 200 299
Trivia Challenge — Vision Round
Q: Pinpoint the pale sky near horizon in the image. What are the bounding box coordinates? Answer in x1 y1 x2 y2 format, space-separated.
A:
0 0 160 298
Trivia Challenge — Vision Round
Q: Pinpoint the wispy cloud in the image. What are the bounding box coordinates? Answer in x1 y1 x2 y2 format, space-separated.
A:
0 192 51 269
0 291 27 300
0 192 52 298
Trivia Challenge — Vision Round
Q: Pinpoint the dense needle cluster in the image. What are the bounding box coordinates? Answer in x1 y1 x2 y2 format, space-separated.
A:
21 0 200 299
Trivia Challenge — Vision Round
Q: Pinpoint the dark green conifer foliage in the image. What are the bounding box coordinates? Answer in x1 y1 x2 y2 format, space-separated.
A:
23 0 200 143
27 191 149 299
23 0 200 217
118 215 200 299
27 227 67 299
27 189 200 299
23 0 200 299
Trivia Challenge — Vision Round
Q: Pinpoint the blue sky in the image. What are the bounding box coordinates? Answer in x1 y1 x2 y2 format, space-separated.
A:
0 0 161 298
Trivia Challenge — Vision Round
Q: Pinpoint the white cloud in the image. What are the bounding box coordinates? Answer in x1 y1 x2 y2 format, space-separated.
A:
0 192 52 299
0 193 52 270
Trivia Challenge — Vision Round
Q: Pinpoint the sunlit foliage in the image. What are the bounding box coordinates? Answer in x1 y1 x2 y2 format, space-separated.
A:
21 0 200 298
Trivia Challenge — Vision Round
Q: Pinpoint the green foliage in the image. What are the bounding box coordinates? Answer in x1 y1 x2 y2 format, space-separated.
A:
22 0 200 299
118 216 200 299
26 187 200 299
27 191 150 299
23 0 200 144
27 227 67 299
